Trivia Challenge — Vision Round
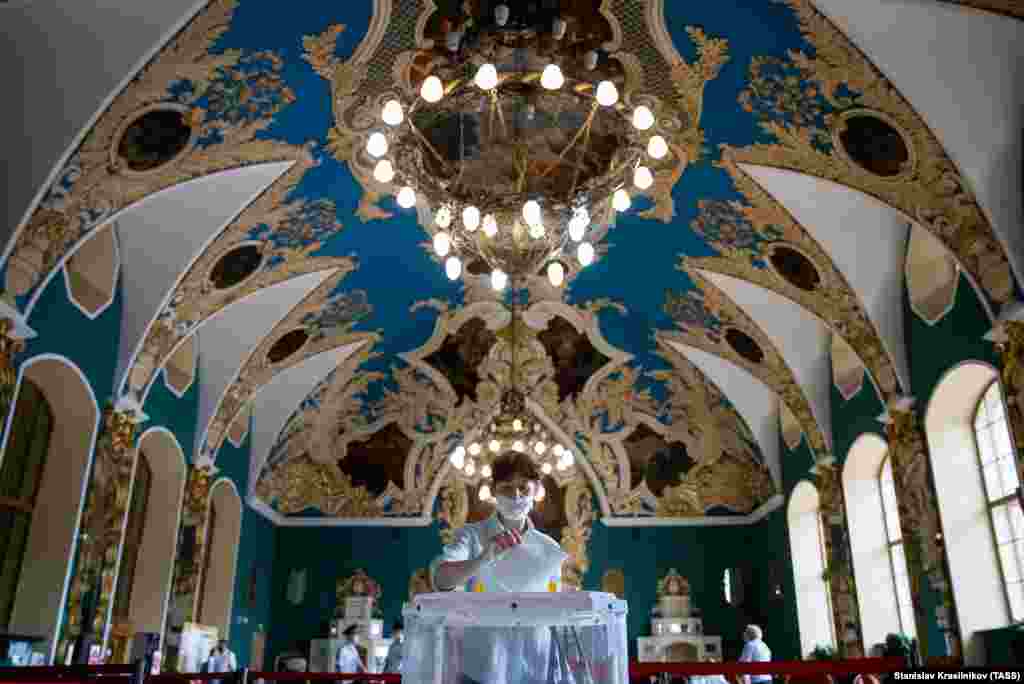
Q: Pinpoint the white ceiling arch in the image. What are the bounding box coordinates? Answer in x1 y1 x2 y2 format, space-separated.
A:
665 341 786 489
699 270 833 453
245 340 370 496
811 0 1024 289
164 269 337 454
740 164 912 395
113 161 294 391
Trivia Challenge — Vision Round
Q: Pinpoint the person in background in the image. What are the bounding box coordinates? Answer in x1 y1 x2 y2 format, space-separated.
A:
693 655 729 684
336 625 366 674
738 625 771 684
206 640 237 684
383 620 404 673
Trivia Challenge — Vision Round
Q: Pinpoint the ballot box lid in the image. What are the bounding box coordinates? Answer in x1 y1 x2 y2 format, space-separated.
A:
403 591 628 628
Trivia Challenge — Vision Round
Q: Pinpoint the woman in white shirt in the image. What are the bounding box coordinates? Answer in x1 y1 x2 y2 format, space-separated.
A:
431 451 568 684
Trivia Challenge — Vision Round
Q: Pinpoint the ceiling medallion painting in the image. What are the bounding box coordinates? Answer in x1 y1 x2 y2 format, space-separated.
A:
731 0 1015 309
685 156 900 399
4 0 301 309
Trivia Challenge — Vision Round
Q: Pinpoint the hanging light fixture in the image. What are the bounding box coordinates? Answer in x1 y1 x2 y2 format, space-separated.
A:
445 255 462 280
396 186 416 209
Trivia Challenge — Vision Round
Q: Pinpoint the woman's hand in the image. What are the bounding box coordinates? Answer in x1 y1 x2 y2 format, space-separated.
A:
482 528 523 562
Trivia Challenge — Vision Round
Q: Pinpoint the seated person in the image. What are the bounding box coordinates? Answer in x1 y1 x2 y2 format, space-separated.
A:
430 450 568 684
738 625 771 684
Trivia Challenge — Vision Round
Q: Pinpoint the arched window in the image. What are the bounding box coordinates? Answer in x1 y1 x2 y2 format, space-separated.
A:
788 481 835 655
878 456 916 636
112 451 152 620
0 380 53 629
972 381 1023 620
843 433 903 648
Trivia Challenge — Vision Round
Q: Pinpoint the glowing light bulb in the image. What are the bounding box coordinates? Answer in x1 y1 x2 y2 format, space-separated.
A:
465 460 476 476
612 188 631 212
450 445 466 469
481 464 492 478
420 76 444 103
462 206 480 231
522 200 542 226
632 105 655 131
528 222 546 239
435 205 452 229
382 100 404 126
475 63 498 91
552 444 564 457
541 64 564 90
433 231 451 257
494 3 509 26
513 440 525 452
373 159 395 183
489 439 501 453
534 441 546 455
491 269 507 291
366 132 388 158
547 261 565 287
468 442 481 456
396 186 416 209
633 165 654 190
445 255 462 280
513 418 523 431
647 135 669 160
596 80 619 107
542 462 553 475
479 484 491 501
482 214 498 237
535 484 546 501
568 208 589 241
563 450 575 466
577 241 595 267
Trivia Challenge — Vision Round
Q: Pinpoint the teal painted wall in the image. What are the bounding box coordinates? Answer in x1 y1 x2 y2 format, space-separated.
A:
585 513 800 661
817 274 999 658
266 510 802 665
267 523 444 664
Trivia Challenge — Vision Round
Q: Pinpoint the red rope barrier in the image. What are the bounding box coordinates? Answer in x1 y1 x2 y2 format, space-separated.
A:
629 657 906 678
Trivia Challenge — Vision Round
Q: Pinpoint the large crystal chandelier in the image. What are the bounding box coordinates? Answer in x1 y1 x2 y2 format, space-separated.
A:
368 2 670 289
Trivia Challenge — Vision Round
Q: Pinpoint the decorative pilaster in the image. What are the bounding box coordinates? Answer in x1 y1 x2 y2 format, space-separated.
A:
885 405 962 659
59 403 143 659
161 461 215 668
0 299 37 422
813 459 864 657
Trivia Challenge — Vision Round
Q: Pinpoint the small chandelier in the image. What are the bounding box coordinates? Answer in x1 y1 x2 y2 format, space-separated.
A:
449 401 575 502
370 25 670 289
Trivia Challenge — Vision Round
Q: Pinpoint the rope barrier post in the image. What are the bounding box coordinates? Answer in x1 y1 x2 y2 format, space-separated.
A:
133 657 147 684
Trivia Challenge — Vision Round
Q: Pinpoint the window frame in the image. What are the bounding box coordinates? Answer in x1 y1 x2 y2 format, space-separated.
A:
815 510 836 643
877 455 916 637
971 380 1024 623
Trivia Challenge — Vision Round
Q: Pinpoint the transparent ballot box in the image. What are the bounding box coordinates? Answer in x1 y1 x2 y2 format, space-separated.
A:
403 591 628 684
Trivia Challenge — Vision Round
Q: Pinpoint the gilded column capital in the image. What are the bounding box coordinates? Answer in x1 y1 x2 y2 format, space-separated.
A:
0 301 37 418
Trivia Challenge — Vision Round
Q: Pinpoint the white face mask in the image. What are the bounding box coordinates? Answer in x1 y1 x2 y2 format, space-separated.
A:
495 494 533 520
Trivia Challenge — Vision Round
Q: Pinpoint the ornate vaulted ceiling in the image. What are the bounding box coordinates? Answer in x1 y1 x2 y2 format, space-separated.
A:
4 0 1023 525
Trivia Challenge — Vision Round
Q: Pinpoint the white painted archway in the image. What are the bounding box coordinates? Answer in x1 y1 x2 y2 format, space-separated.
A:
924 361 1009 665
788 480 834 657
842 433 901 650
198 478 241 639
122 427 186 652
0 355 100 663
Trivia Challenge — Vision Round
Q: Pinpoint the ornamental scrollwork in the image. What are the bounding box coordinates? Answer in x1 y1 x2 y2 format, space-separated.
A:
731 0 1014 309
